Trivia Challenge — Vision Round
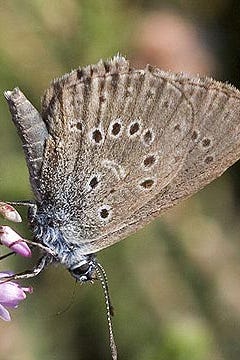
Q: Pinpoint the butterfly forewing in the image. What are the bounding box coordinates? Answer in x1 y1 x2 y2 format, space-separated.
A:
38 57 196 251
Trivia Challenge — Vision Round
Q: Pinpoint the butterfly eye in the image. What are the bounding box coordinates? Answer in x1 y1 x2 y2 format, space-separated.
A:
72 262 90 275
70 262 93 282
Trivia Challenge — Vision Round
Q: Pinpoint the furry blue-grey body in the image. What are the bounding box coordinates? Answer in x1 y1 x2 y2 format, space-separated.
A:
30 205 93 271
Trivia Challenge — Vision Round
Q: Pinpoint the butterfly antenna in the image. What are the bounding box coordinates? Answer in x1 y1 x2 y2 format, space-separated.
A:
93 261 117 360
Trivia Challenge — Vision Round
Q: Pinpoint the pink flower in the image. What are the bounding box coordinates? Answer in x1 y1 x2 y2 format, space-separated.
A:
0 272 33 321
0 202 22 222
0 226 32 257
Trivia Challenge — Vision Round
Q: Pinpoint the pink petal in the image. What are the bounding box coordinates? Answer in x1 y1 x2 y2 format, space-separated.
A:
0 226 31 257
0 203 22 223
21 286 33 294
0 304 11 321
0 271 13 278
0 282 26 307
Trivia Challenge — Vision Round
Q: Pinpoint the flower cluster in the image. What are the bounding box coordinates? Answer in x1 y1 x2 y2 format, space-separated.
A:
0 202 32 321
0 272 33 321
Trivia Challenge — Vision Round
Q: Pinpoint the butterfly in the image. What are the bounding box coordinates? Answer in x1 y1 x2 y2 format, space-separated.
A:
4 55 240 359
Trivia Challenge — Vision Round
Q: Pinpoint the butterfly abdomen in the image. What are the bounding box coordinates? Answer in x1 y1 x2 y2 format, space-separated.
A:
4 88 49 201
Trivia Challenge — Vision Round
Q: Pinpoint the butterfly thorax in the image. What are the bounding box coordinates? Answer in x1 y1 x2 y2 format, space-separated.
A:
28 203 97 282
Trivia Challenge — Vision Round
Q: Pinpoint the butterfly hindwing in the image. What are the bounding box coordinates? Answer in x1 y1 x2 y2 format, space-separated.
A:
89 73 240 252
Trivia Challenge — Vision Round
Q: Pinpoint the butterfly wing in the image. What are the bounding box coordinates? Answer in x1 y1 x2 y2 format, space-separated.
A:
27 56 240 255
90 74 240 252
39 56 196 253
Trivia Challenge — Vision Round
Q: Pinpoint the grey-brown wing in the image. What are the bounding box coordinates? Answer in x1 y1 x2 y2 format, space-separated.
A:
39 56 195 253
6 57 240 255
89 74 240 253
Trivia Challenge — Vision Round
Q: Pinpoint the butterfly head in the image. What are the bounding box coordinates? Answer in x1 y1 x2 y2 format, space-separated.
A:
69 255 97 282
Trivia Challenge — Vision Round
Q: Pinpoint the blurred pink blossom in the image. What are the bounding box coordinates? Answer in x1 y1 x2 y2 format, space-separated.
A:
0 272 33 321
0 226 32 257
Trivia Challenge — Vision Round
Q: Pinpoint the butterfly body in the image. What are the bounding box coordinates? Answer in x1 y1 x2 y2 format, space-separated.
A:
27 203 95 279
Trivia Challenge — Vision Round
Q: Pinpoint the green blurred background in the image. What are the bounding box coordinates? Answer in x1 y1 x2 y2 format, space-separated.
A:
1 1 240 359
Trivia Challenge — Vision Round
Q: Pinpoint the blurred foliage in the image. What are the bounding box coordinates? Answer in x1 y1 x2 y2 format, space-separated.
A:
0 1 240 360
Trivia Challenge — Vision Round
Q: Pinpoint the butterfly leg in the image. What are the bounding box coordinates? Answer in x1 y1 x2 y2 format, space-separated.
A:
6 200 36 207
0 255 53 282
